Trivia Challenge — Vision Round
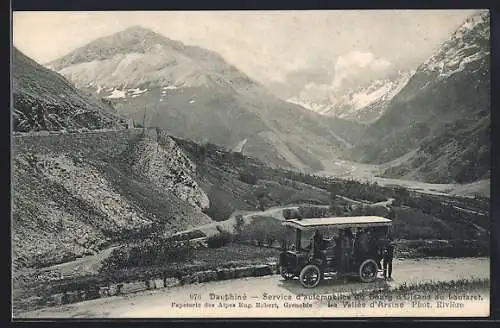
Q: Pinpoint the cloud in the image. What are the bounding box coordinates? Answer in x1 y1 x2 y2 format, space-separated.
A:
332 51 392 90
289 51 394 104
335 51 390 70
300 82 331 101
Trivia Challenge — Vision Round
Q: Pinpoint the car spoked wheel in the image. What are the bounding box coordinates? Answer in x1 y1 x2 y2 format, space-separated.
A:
299 264 322 288
280 266 295 280
359 259 378 283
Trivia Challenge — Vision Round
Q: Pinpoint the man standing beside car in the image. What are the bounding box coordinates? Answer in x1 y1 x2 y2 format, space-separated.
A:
383 237 395 281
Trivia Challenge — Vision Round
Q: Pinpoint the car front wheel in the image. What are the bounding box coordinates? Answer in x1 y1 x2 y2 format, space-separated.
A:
359 259 378 283
299 264 322 288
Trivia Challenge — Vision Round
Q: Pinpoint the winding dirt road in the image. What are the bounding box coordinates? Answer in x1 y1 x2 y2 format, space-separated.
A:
18 257 489 318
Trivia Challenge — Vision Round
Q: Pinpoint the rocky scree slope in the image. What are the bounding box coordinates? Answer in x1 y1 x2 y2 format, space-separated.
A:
12 47 126 132
12 129 212 271
349 11 490 184
46 26 353 172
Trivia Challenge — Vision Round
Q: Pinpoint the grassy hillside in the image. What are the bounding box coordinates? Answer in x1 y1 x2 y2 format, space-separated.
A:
172 137 331 221
381 115 490 183
12 129 212 270
169 136 489 247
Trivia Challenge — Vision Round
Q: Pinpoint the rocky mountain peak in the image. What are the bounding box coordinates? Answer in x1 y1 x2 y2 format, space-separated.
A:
46 25 186 71
418 11 489 75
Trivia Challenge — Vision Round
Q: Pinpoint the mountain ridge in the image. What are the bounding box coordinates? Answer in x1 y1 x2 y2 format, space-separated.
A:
349 11 490 184
46 26 361 172
287 70 414 124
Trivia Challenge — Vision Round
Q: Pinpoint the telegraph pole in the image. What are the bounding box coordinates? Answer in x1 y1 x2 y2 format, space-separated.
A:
142 104 147 134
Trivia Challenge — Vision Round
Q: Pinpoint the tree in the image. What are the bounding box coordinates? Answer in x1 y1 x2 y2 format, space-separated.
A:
266 235 275 248
239 170 258 184
255 188 270 211
235 215 245 236
329 205 345 216
283 208 301 220
142 105 148 134
198 143 208 164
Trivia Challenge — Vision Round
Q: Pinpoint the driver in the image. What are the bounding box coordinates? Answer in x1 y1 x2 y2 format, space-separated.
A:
312 230 330 262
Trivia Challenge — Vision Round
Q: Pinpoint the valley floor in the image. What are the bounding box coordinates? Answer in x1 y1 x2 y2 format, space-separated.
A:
318 157 490 198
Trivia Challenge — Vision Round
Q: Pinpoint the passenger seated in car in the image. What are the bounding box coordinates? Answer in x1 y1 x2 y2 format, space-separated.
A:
337 229 353 276
356 229 371 256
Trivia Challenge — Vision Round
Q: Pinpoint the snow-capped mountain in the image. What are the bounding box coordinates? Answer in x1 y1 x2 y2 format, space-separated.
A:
286 96 330 114
350 10 490 184
46 26 259 95
418 11 489 78
287 70 414 124
46 26 355 172
286 11 489 127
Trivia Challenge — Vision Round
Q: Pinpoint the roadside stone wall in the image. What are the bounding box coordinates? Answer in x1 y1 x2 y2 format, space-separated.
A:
16 263 279 311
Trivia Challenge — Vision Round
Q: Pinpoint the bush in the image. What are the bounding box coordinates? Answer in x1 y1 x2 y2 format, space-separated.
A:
328 180 388 203
298 206 330 218
206 227 233 249
238 216 287 247
349 205 388 217
99 237 192 273
206 232 232 249
99 247 129 273
329 204 349 216
203 187 238 221
415 240 490 258
239 170 258 185
283 208 301 220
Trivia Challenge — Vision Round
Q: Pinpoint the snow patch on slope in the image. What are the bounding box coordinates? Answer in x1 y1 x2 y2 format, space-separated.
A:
233 138 248 153
106 89 127 99
128 88 148 95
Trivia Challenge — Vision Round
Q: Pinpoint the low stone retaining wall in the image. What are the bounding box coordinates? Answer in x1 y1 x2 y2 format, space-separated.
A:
16 263 279 311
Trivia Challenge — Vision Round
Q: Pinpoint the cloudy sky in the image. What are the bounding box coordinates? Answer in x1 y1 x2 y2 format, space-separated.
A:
13 10 481 96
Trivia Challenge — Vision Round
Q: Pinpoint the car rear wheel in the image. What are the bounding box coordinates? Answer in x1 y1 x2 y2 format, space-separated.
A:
299 264 322 288
359 259 378 283
280 266 295 280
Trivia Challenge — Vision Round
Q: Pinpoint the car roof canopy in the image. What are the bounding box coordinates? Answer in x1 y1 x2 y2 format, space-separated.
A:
282 216 392 230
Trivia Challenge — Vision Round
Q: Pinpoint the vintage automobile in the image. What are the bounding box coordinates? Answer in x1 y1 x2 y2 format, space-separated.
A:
278 216 392 288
